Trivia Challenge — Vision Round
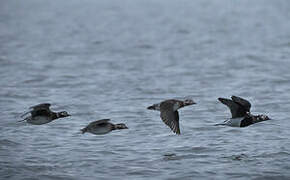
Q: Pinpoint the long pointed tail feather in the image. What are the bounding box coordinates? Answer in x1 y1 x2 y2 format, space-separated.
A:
20 111 31 118
80 128 87 134
214 123 227 126
18 117 29 123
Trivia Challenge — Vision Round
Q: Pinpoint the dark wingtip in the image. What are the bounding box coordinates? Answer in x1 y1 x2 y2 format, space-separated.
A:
175 129 181 135
231 95 245 102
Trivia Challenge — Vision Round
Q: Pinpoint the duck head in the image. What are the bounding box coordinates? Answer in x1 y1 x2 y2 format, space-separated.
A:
183 99 196 106
115 123 128 129
57 111 71 118
255 114 271 122
147 103 160 111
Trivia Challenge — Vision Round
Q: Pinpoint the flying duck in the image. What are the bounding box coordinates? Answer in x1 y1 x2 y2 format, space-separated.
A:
81 119 128 135
217 96 270 127
147 98 196 134
20 103 70 125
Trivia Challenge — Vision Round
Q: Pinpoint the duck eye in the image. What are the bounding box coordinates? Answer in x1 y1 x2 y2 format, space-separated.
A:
185 99 191 103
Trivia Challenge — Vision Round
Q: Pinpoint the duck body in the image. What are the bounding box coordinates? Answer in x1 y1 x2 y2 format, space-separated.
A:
26 116 54 125
218 117 252 127
81 119 128 135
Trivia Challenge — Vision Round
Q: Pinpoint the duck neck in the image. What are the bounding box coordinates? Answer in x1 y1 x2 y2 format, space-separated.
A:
51 112 58 120
113 124 124 130
253 115 267 123
174 102 184 110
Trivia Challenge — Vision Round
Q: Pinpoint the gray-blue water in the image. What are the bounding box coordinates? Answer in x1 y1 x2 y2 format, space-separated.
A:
1 0 290 179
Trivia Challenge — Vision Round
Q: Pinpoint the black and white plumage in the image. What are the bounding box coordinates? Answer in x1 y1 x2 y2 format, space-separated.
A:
81 119 128 135
20 103 70 125
147 98 196 134
217 96 270 127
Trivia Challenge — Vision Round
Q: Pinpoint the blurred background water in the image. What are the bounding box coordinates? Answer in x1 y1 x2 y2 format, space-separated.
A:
1 0 290 179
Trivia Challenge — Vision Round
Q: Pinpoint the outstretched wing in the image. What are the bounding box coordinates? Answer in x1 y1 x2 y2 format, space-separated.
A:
160 102 180 134
231 96 251 112
20 103 51 118
218 98 247 118
30 103 51 110
89 119 111 127
29 103 51 117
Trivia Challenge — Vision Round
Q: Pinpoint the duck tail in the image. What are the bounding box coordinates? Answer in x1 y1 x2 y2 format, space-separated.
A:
80 127 87 134
18 117 29 123
20 111 31 118
214 123 226 126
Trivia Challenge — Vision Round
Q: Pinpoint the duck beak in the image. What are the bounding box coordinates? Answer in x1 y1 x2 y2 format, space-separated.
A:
185 100 196 106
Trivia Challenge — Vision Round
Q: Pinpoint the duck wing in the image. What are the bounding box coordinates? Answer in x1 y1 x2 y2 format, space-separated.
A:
89 119 111 127
20 103 51 118
231 96 251 113
31 109 51 117
26 103 52 117
29 103 51 110
160 101 181 134
218 98 247 118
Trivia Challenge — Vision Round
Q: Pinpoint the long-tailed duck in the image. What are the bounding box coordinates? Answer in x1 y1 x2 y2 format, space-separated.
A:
81 119 128 135
217 96 270 127
20 103 70 125
147 98 196 134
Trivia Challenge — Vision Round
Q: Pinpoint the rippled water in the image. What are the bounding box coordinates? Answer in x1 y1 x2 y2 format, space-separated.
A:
1 0 290 179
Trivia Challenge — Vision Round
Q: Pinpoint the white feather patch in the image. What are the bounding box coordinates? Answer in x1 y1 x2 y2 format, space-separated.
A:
224 117 244 127
173 103 180 111
27 116 52 125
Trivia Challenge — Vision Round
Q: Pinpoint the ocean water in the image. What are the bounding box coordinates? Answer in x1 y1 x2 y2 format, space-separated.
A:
1 0 290 179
